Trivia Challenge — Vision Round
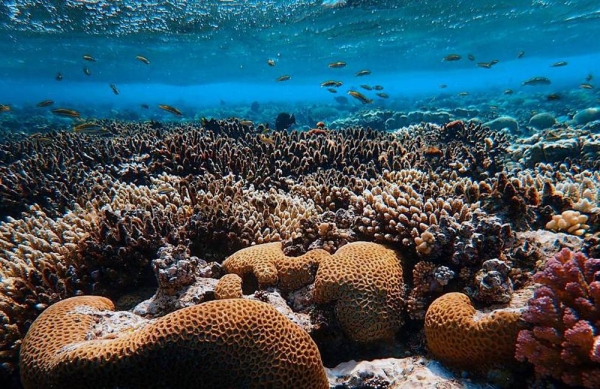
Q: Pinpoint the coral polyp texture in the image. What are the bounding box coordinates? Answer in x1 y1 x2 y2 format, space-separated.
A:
314 241 405 342
214 273 243 299
424 292 523 371
223 242 330 290
20 296 329 389
515 249 600 388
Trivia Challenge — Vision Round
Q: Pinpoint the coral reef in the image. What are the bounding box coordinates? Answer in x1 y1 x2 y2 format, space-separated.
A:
515 249 600 388
314 241 405 342
214 274 243 299
424 292 523 371
20 296 329 389
222 242 329 291
546 210 590 236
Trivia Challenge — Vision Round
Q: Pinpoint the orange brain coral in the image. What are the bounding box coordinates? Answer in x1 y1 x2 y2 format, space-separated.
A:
314 241 405 342
223 242 330 290
424 292 522 371
214 273 243 299
20 296 328 389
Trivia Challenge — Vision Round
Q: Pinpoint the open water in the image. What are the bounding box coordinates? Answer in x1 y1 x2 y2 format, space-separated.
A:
0 0 599 128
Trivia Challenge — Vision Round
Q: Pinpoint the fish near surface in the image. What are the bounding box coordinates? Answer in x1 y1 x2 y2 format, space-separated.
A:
522 76 551 86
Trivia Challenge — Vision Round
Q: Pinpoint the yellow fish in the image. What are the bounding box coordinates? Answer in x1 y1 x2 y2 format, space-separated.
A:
259 134 275 145
0 104 11 112
328 61 346 68
52 108 80 118
158 104 182 116
347 90 372 104
136 55 150 64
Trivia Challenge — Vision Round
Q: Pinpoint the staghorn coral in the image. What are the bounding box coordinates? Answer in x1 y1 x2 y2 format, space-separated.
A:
515 249 600 388
314 241 404 342
20 296 329 389
222 242 329 291
214 274 243 300
424 292 523 371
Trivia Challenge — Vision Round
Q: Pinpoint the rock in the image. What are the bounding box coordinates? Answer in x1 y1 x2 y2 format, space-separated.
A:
528 112 556 130
326 357 491 388
483 116 519 133
574 107 600 125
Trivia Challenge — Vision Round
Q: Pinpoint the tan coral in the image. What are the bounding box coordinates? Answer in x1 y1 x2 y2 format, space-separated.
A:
20 296 328 389
424 292 522 371
314 241 404 342
222 242 330 290
214 274 243 299
546 210 590 236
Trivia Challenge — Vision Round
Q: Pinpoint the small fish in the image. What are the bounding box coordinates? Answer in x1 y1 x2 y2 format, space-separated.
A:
29 133 53 145
347 90 373 104
373 85 384 91
321 80 343 87
517 51 525 58
458 92 469 96
259 124 270 134
355 69 371 76
136 55 150 64
276 75 291 82
36 100 54 107
267 59 276 66
522 76 551 86
547 93 561 101
52 108 80 118
327 88 337 93
477 62 492 68
443 54 461 61
360 84 373 91
376 92 389 99
328 61 346 68
157 185 177 195
275 112 296 131
73 122 107 135
580 83 594 89
239 120 253 126
551 61 568 67
259 134 275 145
0 104 11 112
504 89 513 95
468 54 475 61
586 74 593 82
140 104 149 109
490 59 499 65
83 54 96 62
56 72 63 81
83 67 92 76
158 104 182 116
109 84 119 95
439 84 447 89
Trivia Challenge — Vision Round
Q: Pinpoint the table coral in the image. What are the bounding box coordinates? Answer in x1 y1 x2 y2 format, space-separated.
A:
223 242 330 291
424 292 522 371
314 241 405 342
20 296 328 389
515 248 600 388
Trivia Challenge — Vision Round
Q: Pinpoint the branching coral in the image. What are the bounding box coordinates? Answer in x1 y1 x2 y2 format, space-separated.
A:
19 296 329 389
515 249 600 388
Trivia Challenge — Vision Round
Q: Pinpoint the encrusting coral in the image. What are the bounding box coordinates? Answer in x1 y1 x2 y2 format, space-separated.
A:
314 241 405 342
20 296 329 389
222 242 330 291
424 292 523 371
515 248 600 388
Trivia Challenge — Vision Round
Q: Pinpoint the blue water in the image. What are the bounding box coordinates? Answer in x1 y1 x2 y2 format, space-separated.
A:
0 0 599 126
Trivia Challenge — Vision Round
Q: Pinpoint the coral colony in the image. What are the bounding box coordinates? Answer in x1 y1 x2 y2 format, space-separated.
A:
0 118 598 388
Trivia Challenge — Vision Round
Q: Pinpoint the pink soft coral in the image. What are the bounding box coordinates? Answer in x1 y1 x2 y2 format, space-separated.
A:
516 248 600 388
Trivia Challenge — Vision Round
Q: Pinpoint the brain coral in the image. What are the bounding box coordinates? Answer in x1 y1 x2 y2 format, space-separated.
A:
223 242 330 290
20 296 328 389
214 273 243 299
314 241 404 342
424 292 522 371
